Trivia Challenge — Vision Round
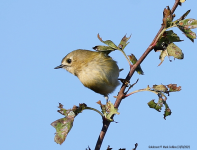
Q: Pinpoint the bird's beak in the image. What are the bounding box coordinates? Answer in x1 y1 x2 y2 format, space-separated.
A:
54 64 65 69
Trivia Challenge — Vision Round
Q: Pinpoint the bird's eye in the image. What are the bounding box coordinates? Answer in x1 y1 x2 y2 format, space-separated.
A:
67 58 72 64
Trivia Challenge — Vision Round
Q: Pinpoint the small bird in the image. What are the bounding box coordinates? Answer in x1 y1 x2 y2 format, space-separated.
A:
54 49 120 100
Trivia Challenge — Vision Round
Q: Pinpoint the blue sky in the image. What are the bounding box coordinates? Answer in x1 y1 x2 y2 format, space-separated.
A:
0 0 196 150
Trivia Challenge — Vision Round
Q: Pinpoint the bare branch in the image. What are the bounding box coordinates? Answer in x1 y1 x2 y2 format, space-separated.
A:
133 143 138 150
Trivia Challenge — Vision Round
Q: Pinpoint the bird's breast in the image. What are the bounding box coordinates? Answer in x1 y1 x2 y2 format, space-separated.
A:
76 58 120 96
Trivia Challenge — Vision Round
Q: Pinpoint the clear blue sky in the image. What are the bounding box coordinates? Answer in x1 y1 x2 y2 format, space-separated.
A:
1 0 196 150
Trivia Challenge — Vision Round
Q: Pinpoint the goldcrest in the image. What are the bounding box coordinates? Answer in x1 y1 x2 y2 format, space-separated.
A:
55 49 120 99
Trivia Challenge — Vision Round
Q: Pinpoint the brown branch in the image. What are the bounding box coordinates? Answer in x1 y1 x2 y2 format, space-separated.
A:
95 1 180 150
95 118 111 150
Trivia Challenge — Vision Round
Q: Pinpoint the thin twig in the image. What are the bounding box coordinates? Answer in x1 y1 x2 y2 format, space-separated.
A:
125 78 139 95
125 88 158 97
95 1 180 149
133 143 138 150
120 49 133 67
86 107 103 117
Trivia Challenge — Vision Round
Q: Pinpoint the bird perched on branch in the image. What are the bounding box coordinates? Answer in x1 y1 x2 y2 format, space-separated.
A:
55 49 120 100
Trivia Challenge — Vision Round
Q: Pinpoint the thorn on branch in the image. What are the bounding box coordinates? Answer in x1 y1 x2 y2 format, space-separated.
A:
118 78 130 87
129 63 134 69
86 146 91 150
107 145 112 150
119 68 124 72
125 79 139 95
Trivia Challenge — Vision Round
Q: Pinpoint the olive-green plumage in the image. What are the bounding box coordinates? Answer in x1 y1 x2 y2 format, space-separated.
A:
55 49 120 98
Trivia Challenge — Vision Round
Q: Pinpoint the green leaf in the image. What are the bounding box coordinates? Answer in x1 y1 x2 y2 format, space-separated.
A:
97 101 119 122
128 54 144 75
167 43 184 59
155 30 182 52
93 45 116 51
163 103 172 120
97 34 118 49
105 101 120 121
158 43 184 66
164 108 171 120
92 45 115 55
118 35 131 50
165 30 183 43
177 19 197 42
147 100 163 112
103 40 118 49
178 19 197 29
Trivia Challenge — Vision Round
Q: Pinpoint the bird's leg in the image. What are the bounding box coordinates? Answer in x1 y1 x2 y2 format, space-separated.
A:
104 95 109 103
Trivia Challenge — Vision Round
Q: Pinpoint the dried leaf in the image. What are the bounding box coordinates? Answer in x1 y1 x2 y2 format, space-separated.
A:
51 103 97 145
146 84 180 119
162 6 173 28
153 85 168 92
57 105 75 117
97 100 107 116
158 49 168 66
118 34 131 50
73 103 87 115
96 100 102 105
51 117 74 145
167 84 181 92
